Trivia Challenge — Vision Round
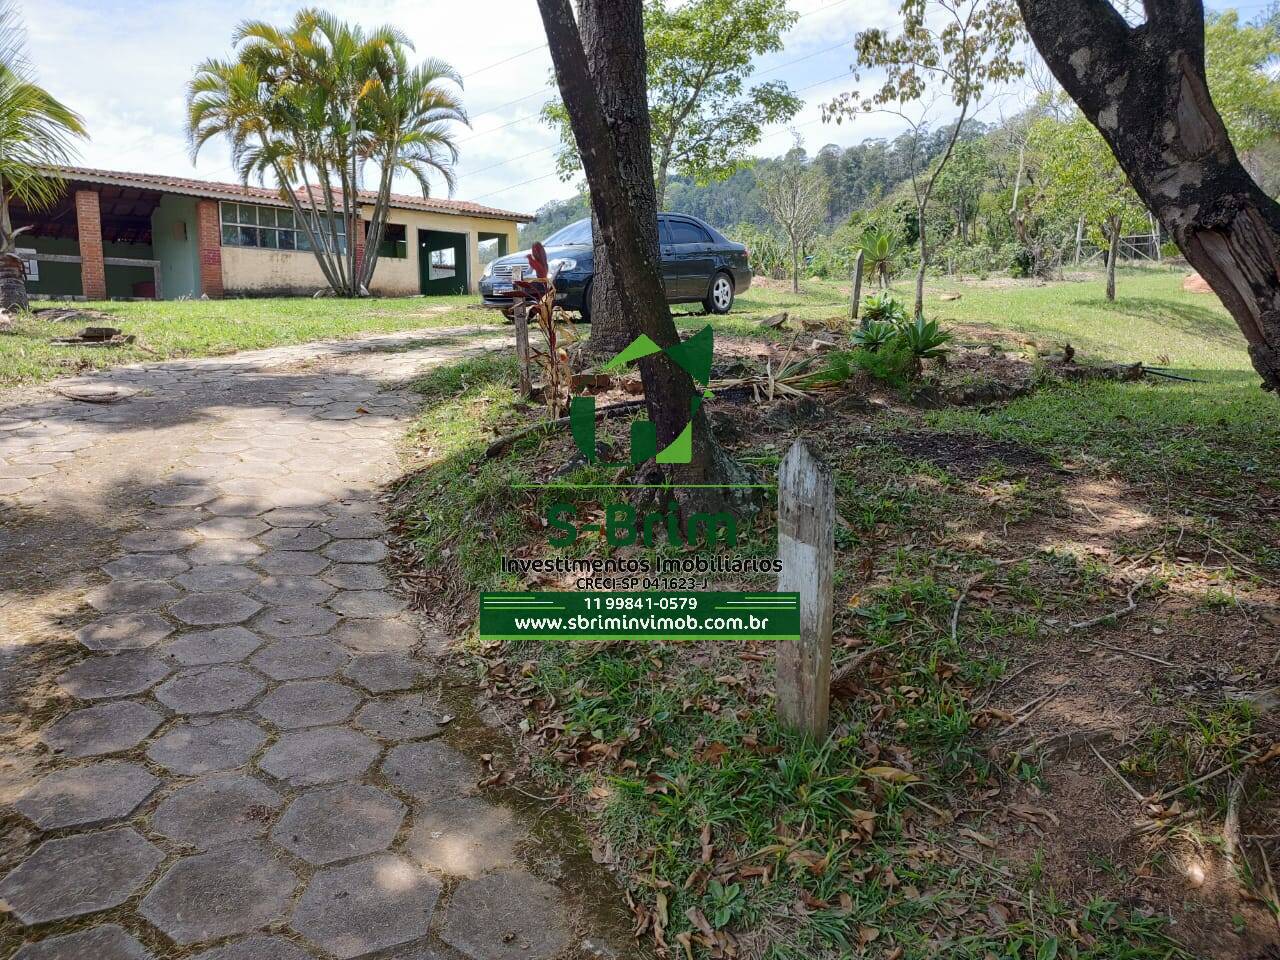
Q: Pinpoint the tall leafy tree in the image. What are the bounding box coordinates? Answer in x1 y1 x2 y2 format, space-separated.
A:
1204 10 1280 155
826 0 1025 318
1029 114 1148 299
544 0 802 209
0 1 86 314
188 8 466 297
536 0 755 518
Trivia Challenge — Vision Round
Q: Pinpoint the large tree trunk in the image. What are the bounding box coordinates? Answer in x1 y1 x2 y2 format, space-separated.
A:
536 0 754 514
578 0 657 359
1106 218 1120 301
1018 0 1280 390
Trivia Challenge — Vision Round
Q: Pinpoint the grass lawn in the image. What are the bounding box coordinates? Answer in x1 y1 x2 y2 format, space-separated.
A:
394 265 1280 958
0 293 494 389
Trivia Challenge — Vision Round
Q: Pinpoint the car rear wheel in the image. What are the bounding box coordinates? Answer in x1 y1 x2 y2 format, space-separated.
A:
705 271 734 314
577 279 592 323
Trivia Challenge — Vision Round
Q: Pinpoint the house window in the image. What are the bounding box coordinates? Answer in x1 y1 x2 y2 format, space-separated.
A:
428 247 456 280
375 223 407 259
219 202 347 253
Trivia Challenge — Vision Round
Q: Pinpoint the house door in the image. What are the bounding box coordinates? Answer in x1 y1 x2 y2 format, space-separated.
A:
418 229 468 295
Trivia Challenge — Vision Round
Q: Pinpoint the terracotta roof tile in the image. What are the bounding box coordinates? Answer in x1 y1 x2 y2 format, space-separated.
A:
46 165 534 222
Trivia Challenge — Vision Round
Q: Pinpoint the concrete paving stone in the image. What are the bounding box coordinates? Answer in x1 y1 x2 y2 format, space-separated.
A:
43 434 98 452
120 529 197 552
321 516 388 539
250 607 340 642
148 486 216 508
272 488 331 510
355 694 442 741
101 553 191 580
252 575 336 606
15 761 160 829
140 508 208 530
171 592 262 626
146 717 267 774
13 924 154 960
196 516 269 540
330 590 407 619
162 626 265 665
403 797 524 879
255 550 330 575
0 828 164 924
155 665 265 714
440 871 570 960
270 783 405 865
333 619 420 654
0 461 55 479
380 741 479 802
256 680 362 729
140 842 298 944
217 478 282 499
10 449 73 464
290 855 440 959
260 527 331 551
196 439 251 454
176 564 262 593
321 564 390 590
258 727 380 787
42 700 163 757
58 652 171 699
183 452 231 470
152 774 284 849
321 539 388 563
87 579 183 614
77 613 174 652
0 476 31 494
187 540 264 565
251 639 350 683
188 935 315 960
342 653 427 693
261 507 327 528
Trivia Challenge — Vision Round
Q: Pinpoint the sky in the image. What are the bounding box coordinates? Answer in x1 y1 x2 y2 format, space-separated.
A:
15 0 1262 219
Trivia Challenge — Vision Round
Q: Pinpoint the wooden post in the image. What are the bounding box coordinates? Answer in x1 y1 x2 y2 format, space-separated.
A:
513 302 533 399
849 250 864 322
776 439 834 738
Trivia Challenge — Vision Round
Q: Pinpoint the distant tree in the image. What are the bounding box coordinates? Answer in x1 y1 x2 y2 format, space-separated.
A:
758 149 829 293
188 10 466 297
1029 115 1147 299
933 138 991 243
1016 0 1280 390
826 0 1024 318
0 1 85 314
543 0 801 209
1204 11 1280 158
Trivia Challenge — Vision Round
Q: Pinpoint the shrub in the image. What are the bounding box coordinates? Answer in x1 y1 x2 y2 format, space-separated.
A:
852 319 897 352
861 292 907 324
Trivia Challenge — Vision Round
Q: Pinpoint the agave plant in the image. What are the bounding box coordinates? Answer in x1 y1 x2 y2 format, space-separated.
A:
852 319 897 352
898 315 952 371
859 226 900 289
861 292 906 324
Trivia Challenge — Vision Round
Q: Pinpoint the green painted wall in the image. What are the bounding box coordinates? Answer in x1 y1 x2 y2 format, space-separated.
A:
24 236 156 300
151 195 199 299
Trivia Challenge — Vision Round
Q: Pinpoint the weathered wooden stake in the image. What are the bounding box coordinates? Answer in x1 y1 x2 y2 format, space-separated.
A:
776 439 834 738
513 302 533 399
849 250 864 322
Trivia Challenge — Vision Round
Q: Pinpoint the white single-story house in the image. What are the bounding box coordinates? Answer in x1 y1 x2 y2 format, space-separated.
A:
11 165 533 300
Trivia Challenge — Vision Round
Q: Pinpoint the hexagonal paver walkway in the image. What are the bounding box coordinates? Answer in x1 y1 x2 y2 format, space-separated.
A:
0 327 633 959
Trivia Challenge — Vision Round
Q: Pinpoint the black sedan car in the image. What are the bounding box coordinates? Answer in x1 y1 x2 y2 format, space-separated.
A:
479 213 751 319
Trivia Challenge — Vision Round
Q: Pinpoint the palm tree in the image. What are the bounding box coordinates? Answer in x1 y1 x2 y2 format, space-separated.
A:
188 9 467 297
0 2 86 315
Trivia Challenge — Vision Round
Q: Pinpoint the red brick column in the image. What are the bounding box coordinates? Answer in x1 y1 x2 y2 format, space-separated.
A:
195 200 224 298
74 190 107 301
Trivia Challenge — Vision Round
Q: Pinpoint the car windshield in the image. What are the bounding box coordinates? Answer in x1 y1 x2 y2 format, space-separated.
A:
542 219 592 246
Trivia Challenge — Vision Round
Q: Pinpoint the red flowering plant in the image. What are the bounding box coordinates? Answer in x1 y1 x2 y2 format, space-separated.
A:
508 241 578 418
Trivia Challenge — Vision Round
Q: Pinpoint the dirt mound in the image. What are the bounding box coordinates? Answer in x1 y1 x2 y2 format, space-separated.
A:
1183 272 1213 293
